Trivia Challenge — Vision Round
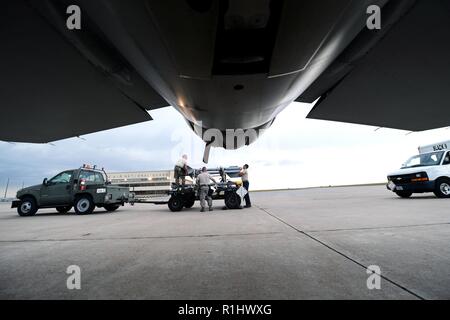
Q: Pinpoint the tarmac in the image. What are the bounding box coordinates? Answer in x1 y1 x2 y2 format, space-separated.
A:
1 185 449 299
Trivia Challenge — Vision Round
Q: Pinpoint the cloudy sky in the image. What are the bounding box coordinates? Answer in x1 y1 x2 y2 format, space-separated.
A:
1 102 449 197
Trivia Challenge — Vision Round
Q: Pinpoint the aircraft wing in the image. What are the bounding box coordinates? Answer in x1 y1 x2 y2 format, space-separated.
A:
298 0 450 131
0 1 169 143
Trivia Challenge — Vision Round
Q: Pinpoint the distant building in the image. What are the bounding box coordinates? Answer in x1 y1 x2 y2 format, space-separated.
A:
108 170 176 199
107 167 240 199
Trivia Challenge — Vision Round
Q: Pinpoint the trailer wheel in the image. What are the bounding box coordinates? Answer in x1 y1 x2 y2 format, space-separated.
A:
168 195 184 212
17 197 38 217
225 192 241 209
56 206 72 214
433 178 450 198
74 195 95 215
104 204 120 212
395 191 412 198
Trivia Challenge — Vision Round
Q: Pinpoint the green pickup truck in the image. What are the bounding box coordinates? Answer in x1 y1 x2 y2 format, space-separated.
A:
12 165 134 216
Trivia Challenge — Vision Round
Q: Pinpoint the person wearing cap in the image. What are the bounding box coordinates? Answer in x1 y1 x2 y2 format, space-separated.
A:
196 167 217 212
239 164 251 208
174 154 188 185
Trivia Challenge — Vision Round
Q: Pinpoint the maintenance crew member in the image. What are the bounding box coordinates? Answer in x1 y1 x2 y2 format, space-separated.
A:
174 154 188 185
239 164 251 208
196 167 217 212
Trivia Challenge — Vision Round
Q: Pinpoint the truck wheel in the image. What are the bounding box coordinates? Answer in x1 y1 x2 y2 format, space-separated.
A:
184 197 195 209
168 196 184 212
17 197 38 217
104 204 120 212
225 192 241 209
395 191 412 198
56 206 72 214
433 178 450 198
74 195 95 215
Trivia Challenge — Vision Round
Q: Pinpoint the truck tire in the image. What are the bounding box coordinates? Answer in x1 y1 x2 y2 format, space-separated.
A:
56 206 72 214
395 191 412 198
225 192 241 209
104 204 120 212
17 197 38 217
74 195 95 215
433 178 450 198
168 195 184 212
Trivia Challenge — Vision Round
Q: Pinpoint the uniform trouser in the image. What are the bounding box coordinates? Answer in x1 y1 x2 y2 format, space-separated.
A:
174 166 186 185
243 181 251 206
199 186 212 209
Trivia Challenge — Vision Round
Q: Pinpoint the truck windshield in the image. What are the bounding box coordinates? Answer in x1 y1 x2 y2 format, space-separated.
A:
402 151 444 168
49 171 73 184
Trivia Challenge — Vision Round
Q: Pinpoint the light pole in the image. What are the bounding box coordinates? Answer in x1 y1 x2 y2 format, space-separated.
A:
4 178 9 199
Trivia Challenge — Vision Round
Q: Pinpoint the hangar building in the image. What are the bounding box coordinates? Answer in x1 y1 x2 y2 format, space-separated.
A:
108 170 175 199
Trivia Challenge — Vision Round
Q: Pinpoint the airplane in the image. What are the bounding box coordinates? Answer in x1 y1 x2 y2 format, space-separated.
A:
1 0 449 162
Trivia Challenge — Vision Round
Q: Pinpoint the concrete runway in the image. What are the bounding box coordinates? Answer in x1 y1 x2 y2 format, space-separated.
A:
1 185 449 300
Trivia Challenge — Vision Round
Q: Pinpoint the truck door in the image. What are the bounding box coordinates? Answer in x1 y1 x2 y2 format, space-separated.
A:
442 152 450 166
442 152 450 176
77 170 105 199
78 170 104 186
40 171 74 206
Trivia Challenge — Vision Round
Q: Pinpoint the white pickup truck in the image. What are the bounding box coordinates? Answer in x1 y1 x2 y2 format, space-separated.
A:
387 141 450 198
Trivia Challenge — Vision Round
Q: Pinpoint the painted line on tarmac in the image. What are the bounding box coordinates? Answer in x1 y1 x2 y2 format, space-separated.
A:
255 205 426 300
306 221 450 233
0 231 281 243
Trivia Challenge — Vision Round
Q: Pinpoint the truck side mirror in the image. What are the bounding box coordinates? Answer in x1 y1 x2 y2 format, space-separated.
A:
43 178 48 186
